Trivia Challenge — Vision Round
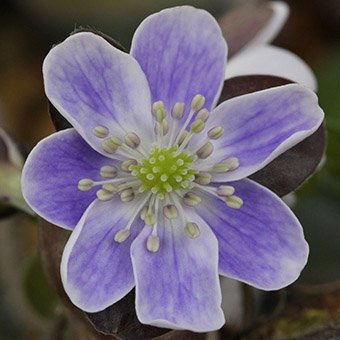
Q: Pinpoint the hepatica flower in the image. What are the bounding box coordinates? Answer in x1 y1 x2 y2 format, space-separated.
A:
22 6 324 332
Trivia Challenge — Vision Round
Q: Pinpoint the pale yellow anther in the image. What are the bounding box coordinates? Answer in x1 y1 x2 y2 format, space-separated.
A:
194 173 212 185
145 211 156 225
191 94 205 111
185 222 200 238
212 157 240 173
78 178 94 191
101 139 118 154
183 192 202 206
109 136 123 147
155 109 166 123
208 126 224 139
102 183 117 193
121 159 137 171
147 235 160 252
114 229 130 243
225 195 243 209
96 189 114 201
125 132 140 149
171 102 186 119
140 206 148 220
93 125 109 138
100 165 117 178
195 108 210 122
196 142 214 159
120 188 135 202
217 185 235 197
152 101 165 115
163 205 178 219
178 131 189 145
155 119 169 136
190 119 205 133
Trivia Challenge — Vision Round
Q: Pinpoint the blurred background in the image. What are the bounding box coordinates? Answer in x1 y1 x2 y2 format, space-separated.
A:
0 0 339 339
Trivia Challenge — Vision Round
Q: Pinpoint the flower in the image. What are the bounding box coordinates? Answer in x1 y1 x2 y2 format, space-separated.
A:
22 6 324 332
221 1 317 91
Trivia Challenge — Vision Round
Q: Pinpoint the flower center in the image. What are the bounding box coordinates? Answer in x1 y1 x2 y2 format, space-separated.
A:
131 146 198 196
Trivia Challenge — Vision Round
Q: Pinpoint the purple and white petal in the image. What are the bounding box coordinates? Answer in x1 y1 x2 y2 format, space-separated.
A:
196 179 309 290
193 84 324 182
22 129 118 230
226 45 317 91
131 6 227 116
240 1 289 53
43 32 154 157
61 197 144 312
131 211 224 332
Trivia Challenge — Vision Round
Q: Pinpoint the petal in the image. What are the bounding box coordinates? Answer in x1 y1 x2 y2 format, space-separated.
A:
131 6 227 115
22 129 117 230
193 84 324 182
196 179 309 290
43 32 154 157
61 197 144 312
130 212 224 332
219 1 289 57
225 45 317 91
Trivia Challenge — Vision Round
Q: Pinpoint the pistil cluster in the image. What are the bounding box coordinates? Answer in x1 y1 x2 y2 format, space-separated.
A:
78 94 243 252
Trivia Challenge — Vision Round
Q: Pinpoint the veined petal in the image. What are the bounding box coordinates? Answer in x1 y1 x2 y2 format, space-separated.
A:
61 197 144 312
226 45 317 91
22 129 117 230
43 32 154 157
194 84 324 182
131 6 227 116
131 211 224 332
196 179 309 290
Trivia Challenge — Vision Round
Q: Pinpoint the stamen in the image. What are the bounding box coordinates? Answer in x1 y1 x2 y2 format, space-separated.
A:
196 142 214 159
78 178 94 191
178 131 189 146
100 165 117 179
217 185 235 197
93 125 109 138
194 173 211 185
120 188 135 202
102 183 118 193
96 189 114 201
191 94 205 111
114 229 130 243
195 108 210 122
183 192 202 206
212 157 240 173
145 210 156 225
152 101 166 122
225 195 243 209
185 222 200 238
101 136 122 154
190 119 205 134
125 132 140 149
147 235 160 252
171 102 185 119
121 159 138 171
208 126 224 140
163 204 178 219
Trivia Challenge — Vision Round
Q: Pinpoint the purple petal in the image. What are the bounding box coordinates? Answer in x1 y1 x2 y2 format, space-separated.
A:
193 84 324 182
226 45 317 91
43 32 154 157
130 212 224 332
61 197 144 312
196 179 309 290
22 129 117 230
131 6 227 116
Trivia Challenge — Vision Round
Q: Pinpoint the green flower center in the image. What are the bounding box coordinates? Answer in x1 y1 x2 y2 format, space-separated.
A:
132 146 198 195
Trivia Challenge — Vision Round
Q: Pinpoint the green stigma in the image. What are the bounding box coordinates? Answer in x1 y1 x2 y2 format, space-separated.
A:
131 146 198 195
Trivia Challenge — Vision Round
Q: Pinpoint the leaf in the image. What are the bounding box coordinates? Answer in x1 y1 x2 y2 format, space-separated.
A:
219 75 326 197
